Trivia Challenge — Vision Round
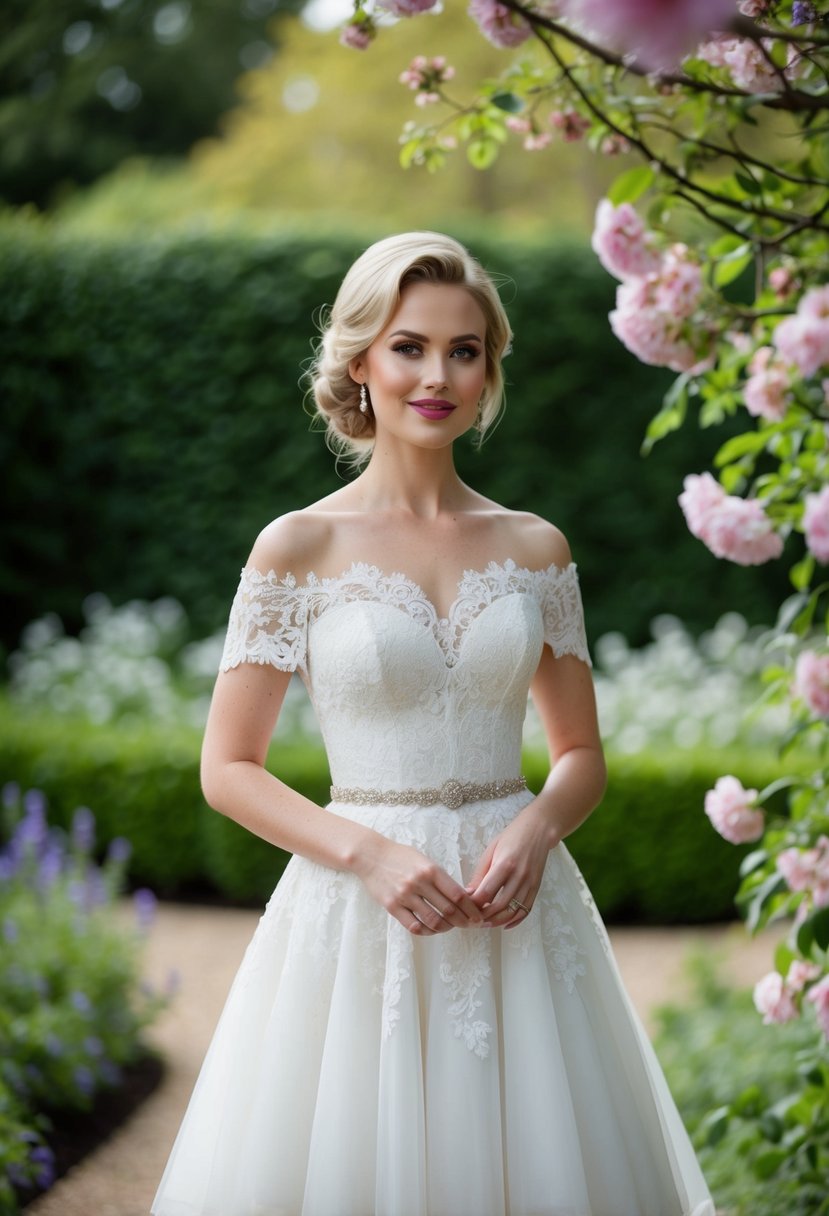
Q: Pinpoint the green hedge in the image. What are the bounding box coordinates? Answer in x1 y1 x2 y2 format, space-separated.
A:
0 218 788 656
0 699 796 922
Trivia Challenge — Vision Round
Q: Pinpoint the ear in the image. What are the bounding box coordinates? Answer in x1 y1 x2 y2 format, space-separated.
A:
348 356 366 384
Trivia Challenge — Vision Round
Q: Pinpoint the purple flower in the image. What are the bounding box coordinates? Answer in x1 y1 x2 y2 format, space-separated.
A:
71 806 96 854
3 916 18 942
45 1032 64 1058
16 803 47 852
73 1064 95 1097
37 843 64 890
106 836 132 864
7 1162 29 1189
23 788 46 818
0 854 17 881
30 1145 55 1189
133 887 157 931
792 1 817 23
83 1034 104 1058
70 989 92 1016
2 781 20 808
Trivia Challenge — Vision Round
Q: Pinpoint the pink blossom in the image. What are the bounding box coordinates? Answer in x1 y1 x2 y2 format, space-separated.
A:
600 134 631 156
505 115 531 134
738 0 770 13
609 296 710 372
566 0 735 69
697 36 784 92
550 108 591 141
339 19 375 49
777 845 821 892
591 200 661 281
399 55 454 91
743 346 790 421
793 651 829 718
805 974 829 1038
800 285 829 321
774 312 829 379
803 486 829 564
704 775 764 844
381 0 438 14
523 131 552 151
652 247 704 319
468 0 533 48
769 266 797 299
678 474 783 566
678 472 726 537
753 971 798 1024
786 960 821 992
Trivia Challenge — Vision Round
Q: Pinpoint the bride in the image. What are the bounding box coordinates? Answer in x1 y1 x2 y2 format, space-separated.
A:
152 231 714 1216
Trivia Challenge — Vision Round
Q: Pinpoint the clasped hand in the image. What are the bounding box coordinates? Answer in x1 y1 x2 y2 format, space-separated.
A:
356 802 553 937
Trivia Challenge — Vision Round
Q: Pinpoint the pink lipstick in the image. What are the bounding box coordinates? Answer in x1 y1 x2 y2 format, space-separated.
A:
408 399 456 420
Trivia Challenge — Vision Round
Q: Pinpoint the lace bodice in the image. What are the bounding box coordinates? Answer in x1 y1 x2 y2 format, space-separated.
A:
219 558 591 790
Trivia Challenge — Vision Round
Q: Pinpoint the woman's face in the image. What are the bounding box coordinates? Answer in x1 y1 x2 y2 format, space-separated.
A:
350 281 488 451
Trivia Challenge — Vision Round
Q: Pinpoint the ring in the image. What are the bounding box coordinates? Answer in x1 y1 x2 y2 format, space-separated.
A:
508 898 530 914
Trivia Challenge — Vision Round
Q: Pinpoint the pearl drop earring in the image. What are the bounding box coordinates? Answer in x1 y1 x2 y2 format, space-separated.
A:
359 384 369 414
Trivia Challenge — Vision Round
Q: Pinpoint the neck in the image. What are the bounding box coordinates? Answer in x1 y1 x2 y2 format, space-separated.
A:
354 436 469 519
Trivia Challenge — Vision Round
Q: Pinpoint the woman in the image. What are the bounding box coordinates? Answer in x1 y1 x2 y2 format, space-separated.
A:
152 232 713 1216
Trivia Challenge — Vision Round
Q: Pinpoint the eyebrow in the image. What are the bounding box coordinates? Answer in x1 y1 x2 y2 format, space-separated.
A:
388 329 483 343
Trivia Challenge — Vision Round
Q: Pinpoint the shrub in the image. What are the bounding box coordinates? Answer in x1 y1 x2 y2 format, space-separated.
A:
0 786 167 1211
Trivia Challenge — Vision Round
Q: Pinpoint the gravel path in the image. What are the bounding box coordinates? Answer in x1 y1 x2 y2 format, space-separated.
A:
26 902 784 1216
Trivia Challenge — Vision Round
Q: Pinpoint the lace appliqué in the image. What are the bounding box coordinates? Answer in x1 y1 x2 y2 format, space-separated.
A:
218 557 590 672
439 931 494 1058
220 568 308 674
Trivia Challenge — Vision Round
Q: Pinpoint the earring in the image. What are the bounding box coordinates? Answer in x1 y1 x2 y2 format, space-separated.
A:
359 384 368 414
474 402 484 432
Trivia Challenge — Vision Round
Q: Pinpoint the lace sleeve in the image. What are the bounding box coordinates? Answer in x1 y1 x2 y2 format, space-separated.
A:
542 563 592 667
219 568 307 674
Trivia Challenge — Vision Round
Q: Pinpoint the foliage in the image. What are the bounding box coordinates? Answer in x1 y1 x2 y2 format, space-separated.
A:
654 953 826 1216
0 217 790 656
0 0 298 208
0 784 168 1212
345 0 829 1194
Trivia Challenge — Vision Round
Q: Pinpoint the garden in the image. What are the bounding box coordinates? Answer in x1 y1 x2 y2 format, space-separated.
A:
2 0 829 1212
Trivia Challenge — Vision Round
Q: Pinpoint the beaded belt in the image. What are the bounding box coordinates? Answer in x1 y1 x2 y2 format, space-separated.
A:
329 777 527 811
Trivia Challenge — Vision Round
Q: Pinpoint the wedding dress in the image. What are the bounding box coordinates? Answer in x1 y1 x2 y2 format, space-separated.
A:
151 558 714 1216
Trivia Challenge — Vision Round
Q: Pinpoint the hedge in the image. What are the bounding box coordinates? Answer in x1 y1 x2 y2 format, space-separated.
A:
0 218 788 657
0 698 797 922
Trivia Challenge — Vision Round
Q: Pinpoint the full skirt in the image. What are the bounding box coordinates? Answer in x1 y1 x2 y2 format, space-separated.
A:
151 792 714 1216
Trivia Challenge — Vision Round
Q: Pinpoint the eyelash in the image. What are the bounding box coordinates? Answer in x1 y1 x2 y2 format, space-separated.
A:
391 342 480 360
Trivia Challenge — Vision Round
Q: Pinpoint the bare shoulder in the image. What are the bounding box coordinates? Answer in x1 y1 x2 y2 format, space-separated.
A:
492 509 573 571
246 510 335 577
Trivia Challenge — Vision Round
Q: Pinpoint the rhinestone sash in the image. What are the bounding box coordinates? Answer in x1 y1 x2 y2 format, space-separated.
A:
329 777 527 811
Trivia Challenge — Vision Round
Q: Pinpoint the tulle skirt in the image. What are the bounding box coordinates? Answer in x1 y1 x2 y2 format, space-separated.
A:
151 791 714 1216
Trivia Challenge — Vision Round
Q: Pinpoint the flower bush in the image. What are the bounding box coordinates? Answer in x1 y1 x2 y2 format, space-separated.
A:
338 0 829 1195
0 783 169 1211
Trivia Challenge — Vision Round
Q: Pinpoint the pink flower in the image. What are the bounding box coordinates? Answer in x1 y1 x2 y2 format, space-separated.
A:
381 0 438 14
505 115 531 134
793 651 829 718
697 36 784 92
600 134 631 156
769 266 797 299
678 474 783 566
609 298 710 372
652 246 704 319
399 55 454 90
743 346 790 421
753 971 798 1024
566 0 735 68
786 960 821 992
805 973 829 1038
800 285 829 321
468 0 533 47
773 285 829 378
803 486 829 564
524 131 552 151
678 472 726 536
339 18 375 49
704 775 764 844
777 845 820 892
550 108 591 142
591 200 661 281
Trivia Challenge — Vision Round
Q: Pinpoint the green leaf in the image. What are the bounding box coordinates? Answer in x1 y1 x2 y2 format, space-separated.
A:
809 905 829 951
466 140 499 170
714 250 754 288
490 92 523 114
607 165 656 206
702 1107 731 1146
774 940 796 975
641 374 689 454
740 848 769 878
736 171 762 196
708 233 748 258
790 554 815 593
745 872 788 933
714 427 772 466
753 1149 787 1179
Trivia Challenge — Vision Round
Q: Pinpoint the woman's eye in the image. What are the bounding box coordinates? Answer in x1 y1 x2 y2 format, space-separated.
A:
392 342 421 356
452 345 480 360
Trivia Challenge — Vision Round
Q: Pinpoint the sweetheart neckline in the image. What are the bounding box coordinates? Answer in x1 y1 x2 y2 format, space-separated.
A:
242 556 577 626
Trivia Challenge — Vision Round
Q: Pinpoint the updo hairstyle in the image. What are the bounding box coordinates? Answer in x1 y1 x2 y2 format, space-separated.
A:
308 232 513 461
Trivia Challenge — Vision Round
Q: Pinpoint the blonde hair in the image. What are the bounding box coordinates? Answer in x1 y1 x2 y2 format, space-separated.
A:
308 232 513 462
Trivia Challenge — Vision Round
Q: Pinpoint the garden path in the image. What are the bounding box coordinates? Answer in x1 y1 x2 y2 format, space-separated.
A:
26 902 784 1216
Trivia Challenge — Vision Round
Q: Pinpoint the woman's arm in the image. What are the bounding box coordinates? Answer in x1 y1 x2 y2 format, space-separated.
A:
201 600 483 936
465 647 606 928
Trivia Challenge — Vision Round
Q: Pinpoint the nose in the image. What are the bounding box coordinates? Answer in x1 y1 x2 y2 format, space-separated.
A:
423 354 449 391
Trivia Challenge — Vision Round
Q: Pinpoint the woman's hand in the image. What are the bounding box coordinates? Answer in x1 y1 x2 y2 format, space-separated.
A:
353 838 485 936
466 802 554 929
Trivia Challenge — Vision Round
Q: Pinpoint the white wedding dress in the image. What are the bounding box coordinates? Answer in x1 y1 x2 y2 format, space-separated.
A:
151 559 714 1216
